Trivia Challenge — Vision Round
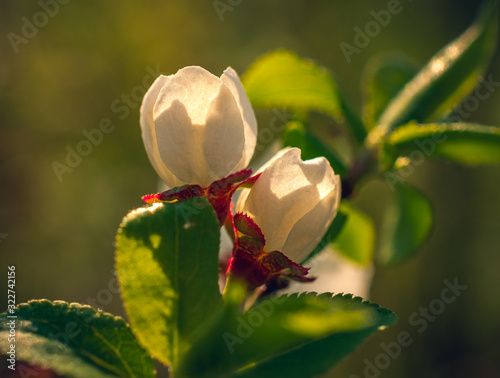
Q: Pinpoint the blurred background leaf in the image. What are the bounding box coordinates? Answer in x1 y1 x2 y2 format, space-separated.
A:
379 182 434 265
242 50 343 121
362 53 418 129
282 120 347 177
375 0 498 133
334 201 376 266
385 122 500 165
242 50 367 142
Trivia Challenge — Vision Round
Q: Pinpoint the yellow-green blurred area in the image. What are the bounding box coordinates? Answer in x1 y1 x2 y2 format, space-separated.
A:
1 1 500 377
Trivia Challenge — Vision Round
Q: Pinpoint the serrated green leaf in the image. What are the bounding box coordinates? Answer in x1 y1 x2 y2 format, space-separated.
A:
178 293 396 378
385 122 500 165
334 202 375 266
375 1 498 133
282 121 347 177
362 54 418 129
380 183 434 264
242 50 367 143
115 198 222 369
0 300 155 378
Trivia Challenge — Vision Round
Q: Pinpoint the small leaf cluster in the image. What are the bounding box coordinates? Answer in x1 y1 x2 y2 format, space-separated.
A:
243 0 498 265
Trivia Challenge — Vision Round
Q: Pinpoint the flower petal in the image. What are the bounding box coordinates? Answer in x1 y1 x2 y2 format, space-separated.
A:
153 66 247 187
154 99 208 185
236 148 334 254
153 67 224 185
154 66 223 125
202 82 245 184
282 174 341 262
139 74 185 188
221 67 258 170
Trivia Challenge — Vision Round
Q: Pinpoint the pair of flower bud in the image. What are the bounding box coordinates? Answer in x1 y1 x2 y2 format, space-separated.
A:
140 66 341 287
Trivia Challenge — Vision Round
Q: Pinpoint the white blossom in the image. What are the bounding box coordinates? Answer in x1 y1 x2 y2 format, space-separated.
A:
236 147 341 263
140 66 257 188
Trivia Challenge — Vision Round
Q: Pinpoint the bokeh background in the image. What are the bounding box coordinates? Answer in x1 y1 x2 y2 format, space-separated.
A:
1 1 500 377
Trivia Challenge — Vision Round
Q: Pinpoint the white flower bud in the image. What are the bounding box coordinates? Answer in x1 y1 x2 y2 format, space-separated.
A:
236 147 341 263
140 66 257 188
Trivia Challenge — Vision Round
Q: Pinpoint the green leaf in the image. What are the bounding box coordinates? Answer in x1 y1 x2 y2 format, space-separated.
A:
0 300 155 378
380 183 434 265
362 54 418 129
179 293 397 378
242 50 342 119
334 202 375 266
242 50 367 143
339 95 369 144
385 122 500 165
115 198 222 368
375 1 498 133
282 120 347 177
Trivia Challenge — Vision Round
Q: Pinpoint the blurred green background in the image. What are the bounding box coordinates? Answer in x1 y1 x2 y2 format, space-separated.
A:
1 1 499 377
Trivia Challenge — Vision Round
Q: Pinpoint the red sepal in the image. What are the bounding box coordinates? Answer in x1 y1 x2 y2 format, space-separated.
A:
233 213 265 249
142 169 259 226
236 172 262 189
212 168 253 187
142 184 203 204
227 213 315 290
